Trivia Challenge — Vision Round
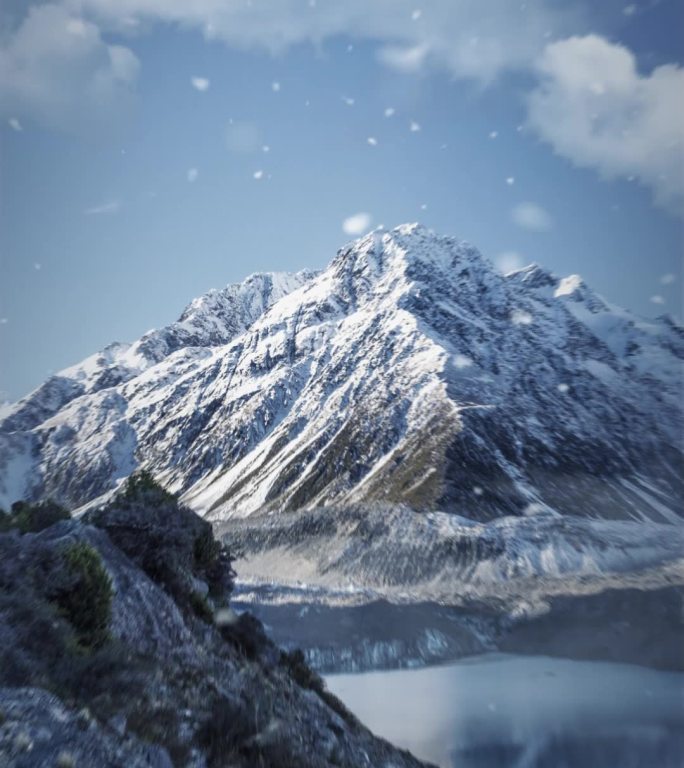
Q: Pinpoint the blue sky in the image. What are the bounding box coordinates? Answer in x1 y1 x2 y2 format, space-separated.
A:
1 0 683 401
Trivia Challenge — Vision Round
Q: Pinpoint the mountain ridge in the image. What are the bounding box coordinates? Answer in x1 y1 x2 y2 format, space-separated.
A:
1 224 682 524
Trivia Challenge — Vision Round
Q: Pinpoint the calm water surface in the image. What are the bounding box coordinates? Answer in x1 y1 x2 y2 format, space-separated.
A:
326 654 684 768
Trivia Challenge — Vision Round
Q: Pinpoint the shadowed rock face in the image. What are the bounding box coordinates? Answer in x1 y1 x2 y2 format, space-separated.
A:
0 485 434 768
0 225 681 524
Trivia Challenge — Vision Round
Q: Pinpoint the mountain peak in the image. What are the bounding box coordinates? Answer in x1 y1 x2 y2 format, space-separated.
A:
1 226 681 525
333 223 486 285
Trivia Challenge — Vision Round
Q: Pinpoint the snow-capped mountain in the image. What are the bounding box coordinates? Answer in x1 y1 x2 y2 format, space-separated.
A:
1 224 682 524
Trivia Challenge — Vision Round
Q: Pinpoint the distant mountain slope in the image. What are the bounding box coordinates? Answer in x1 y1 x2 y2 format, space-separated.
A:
1 224 682 522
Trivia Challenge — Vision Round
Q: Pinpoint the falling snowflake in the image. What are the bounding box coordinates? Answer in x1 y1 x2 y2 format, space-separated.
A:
0 318 8 324
191 77 210 92
660 273 676 285
34 263 41 271
506 177 515 186
343 212 372 235
557 383 570 394
496 251 523 274
453 354 473 369
510 309 533 326
253 170 264 180
420 203 428 210
489 130 498 139
367 137 378 147
187 168 198 183
411 9 422 20
410 121 421 132
343 97 355 106
473 486 484 497
384 107 395 118
271 81 281 92
8 118 22 132
262 145 270 153
650 295 665 305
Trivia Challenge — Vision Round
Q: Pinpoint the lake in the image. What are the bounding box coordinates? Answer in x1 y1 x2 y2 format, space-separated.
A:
325 654 684 768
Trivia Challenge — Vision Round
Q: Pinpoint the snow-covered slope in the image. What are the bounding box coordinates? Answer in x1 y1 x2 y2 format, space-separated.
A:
1 224 682 523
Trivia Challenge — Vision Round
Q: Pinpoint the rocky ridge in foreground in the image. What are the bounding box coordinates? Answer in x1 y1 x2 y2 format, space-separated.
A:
0 476 431 768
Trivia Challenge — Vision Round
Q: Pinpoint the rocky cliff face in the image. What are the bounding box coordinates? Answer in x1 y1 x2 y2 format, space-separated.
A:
1 224 682 525
0 480 432 768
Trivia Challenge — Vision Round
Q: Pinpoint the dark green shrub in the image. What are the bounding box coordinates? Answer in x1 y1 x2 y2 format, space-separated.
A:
88 470 235 612
195 528 236 598
280 648 320 690
280 649 359 728
193 527 219 569
189 591 213 623
6 500 70 534
55 542 113 650
220 612 271 661
0 508 11 532
127 703 190 766
196 695 254 767
120 470 176 505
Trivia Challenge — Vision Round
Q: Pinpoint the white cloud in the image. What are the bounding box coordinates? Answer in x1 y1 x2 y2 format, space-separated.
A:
187 167 198 182
84 200 120 215
496 251 525 273
511 202 553 231
8 117 22 131
0 1 587 138
527 35 684 214
191 76 210 92
63 0 572 84
0 4 139 134
343 212 372 236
